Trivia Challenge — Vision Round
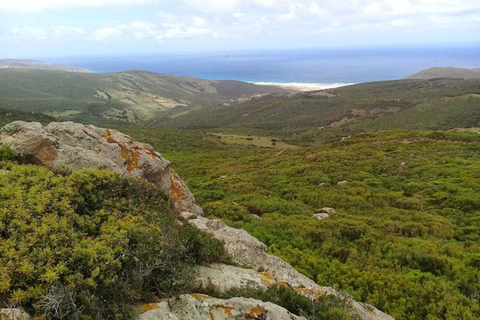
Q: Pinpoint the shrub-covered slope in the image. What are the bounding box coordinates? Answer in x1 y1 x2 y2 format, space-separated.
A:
123 127 480 320
0 156 224 319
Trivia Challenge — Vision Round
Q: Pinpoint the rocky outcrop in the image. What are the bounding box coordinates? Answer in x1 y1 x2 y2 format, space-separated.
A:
189 217 393 320
138 294 304 320
0 121 203 216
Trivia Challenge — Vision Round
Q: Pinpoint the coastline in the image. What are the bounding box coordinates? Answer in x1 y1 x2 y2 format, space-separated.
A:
253 81 355 91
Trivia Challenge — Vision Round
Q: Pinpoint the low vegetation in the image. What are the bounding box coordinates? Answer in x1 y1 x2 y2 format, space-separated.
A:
0 148 225 319
123 127 480 320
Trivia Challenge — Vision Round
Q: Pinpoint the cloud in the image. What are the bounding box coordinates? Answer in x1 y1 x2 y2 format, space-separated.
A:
2 0 479 49
0 0 156 12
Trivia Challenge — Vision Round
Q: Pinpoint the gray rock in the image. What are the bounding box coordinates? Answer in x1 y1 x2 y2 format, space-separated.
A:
139 294 305 320
313 212 329 220
0 308 30 320
0 121 203 216
317 207 336 214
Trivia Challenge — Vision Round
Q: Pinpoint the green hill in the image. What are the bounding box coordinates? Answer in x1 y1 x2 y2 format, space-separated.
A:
407 67 480 79
0 68 289 124
157 78 480 143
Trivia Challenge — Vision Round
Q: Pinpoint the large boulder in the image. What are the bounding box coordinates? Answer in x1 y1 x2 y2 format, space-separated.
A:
0 121 203 216
139 294 305 320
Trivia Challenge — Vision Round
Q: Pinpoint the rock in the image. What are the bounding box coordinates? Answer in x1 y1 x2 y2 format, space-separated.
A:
317 207 336 214
0 121 203 216
196 263 275 293
337 180 348 185
0 308 30 320
313 212 329 220
139 294 305 320
189 218 393 320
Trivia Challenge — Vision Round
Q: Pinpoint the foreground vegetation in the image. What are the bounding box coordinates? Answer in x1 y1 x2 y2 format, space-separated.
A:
0 153 225 319
123 127 480 320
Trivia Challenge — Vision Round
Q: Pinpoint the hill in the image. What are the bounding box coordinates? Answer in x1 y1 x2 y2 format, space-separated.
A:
0 59 90 73
0 68 289 124
407 67 480 79
158 78 480 143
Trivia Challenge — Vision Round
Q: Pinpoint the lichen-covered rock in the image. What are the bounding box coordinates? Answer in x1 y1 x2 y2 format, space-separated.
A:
313 212 329 220
189 217 393 320
139 294 305 320
0 308 30 320
0 121 203 215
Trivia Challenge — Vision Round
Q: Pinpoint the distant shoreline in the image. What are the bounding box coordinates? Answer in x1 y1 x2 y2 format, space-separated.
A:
252 82 355 91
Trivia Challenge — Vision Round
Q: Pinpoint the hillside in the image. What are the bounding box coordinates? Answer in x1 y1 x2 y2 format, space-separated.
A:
122 126 480 320
0 121 391 320
0 59 90 73
407 67 480 79
0 68 289 124
158 78 480 143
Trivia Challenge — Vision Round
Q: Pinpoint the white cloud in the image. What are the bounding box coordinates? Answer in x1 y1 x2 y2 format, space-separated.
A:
0 0 156 12
10 27 48 41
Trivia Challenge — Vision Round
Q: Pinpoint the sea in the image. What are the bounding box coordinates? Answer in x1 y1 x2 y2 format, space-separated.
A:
46 44 480 86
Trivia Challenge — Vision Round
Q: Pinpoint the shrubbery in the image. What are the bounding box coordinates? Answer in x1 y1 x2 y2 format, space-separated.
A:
124 127 480 319
0 161 225 319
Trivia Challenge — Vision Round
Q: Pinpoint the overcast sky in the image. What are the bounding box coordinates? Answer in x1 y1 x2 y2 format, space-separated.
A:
1 0 479 58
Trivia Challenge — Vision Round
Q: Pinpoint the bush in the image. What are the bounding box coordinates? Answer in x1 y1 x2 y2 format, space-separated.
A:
0 164 225 319
0 144 17 162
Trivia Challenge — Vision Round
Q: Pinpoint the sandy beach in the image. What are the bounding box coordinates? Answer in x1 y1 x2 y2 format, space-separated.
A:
254 82 355 92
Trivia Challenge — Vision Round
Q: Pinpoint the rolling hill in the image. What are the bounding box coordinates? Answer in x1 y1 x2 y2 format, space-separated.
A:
157 78 480 142
0 68 290 124
407 67 480 79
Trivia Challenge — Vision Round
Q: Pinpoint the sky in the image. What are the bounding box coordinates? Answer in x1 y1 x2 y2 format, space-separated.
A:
0 0 479 58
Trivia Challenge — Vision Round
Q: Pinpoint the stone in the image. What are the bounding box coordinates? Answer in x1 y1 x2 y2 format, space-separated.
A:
313 212 329 220
0 121 203 216
317 207 336 214
139 294 305 320
0 308 30 320
337 180 348 185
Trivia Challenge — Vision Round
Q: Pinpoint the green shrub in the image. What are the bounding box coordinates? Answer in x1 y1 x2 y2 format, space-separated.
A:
0 164 225 319
0 144 17 162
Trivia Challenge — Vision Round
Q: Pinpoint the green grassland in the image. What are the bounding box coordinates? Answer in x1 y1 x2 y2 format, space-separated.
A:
118 127 480 320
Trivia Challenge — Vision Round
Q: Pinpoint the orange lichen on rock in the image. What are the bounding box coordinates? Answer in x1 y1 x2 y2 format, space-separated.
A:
190 293 214 301
258 272 275 286
120 148 141 172
276 281 290 288
102 129 117 144
140 303 161 313
214 305 234 316
169 171 189 206
293 287 326 300
246 305 265 318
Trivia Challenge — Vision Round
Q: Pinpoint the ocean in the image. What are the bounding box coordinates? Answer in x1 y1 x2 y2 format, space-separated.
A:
46 44 480 85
